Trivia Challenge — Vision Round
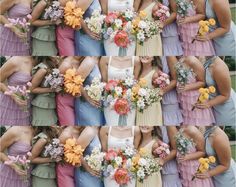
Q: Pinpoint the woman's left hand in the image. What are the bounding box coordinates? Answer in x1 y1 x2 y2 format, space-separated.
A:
195 171 211 179
177 17 190 25
194 102 211 109
195 35 210 42
177 84 186 93
177 154 189 163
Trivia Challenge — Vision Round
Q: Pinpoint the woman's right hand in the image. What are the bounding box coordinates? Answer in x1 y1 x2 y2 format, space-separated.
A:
11 94 27 106
84 27 101 41
86 96 101 108
10 26 27 39
83 163 100 177
12 164 27 176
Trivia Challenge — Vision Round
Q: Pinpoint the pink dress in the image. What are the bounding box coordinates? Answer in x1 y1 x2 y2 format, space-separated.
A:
56 163 75 187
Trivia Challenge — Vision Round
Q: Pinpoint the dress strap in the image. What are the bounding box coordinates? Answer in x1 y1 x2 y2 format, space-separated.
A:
204 126 217 139
204 56 217 69
108 126 112 137
108 56 112 67
131 56 135 67
131 126 135 137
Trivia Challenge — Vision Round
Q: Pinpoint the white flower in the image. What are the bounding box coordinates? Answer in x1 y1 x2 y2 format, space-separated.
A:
115 19 122 28
115 86 123 96
138 20 148 29
138 158 147 166
115 156 123 166
137 99 145 109
107 27 114 36
137 31 145 42
124 9 134 19
125 77 135 87
137 169 145 178
138 88 147 97
125 147 135 157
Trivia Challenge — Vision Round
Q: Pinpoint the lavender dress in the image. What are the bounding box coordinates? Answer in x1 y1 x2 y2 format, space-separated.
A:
0 72 32 126
0 4 31 55
0 141 32 187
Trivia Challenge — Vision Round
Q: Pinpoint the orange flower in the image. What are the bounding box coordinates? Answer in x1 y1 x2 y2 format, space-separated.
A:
208 18 216 26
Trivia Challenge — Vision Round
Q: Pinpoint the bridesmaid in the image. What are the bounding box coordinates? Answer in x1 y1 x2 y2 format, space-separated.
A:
136 56 163 126
196 0 236 55
195 56 236 126
30 127 60 187
31 57 61 126
136 126 162 187
75 127 103 187
177 0 215 55
0 0 32 55
136 0 162 56
0 56 36 126
31 0 61 55
0 126 34 187
195 126 236 187
176 56 215 126
176 126 214 187
75 57 105 126
75 0 105 56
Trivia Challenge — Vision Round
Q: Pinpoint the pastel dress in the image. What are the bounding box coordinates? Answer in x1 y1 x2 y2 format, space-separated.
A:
104 57 136 126
136 69 163 126
136 140 162 187
161 0 183 56
160 127 182 187
75 0 105 56
177 62 215 126
161 58 183 126
204 127 236 187
31 133 56 187
75 64 105 126
104 126 136 187
204 57 236 126
75 136 104 187
0 71 32 126
176 129 214 187
136 2 162 56
31 63 57 126
205 0 236 55
0 4 31 55
104 0 136 56
177 2 215 55
0 141 32 187
56 163 75 187
31 0 58 55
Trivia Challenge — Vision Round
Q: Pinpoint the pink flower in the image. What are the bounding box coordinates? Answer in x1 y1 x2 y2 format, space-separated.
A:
105 12 118 24
114 98 130 115
26 14 32 20
105 149 118 161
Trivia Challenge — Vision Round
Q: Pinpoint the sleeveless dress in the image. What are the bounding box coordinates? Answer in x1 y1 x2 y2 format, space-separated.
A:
104 57 136 126
56 162 75 187
136 69 163 126
160 127 182 187
104 126 135 187
136 2 162 56
136 139 162 187
205 0 236 56
161 58 183 126
204 127 236 187
0 141 32 187
75 64 105 126
0 71 32 126
177 1 215 55
161 0 183 56
204 57 236 126
104 0 136 56
75 0 105 56
31 63 57 126
31 133 57 187
0 4 31 55
75 136 103 187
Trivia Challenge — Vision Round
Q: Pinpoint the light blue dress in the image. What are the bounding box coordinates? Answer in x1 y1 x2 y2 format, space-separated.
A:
75 0 105 56
75 136 104 187
204 127 236 187
205 0 236 55
204 57 236 126
75 64 105 126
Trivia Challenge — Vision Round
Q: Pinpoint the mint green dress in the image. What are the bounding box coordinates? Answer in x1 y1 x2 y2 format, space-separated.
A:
31 132 57 187
31 63 57 126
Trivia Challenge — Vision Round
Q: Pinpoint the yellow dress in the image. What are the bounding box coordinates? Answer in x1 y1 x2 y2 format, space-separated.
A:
136 70 163 126
137 140 162 187
136 2 163 56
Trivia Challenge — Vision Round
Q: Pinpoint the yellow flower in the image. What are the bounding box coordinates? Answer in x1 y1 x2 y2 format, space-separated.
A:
139 147 148 156
208 156 216 163
208 86 216 93
203 162 209 170
202 25 209 33
208 18 216 26
132 85 140 94
199 95 205 103
198 157 205 164
199 28 206 36
202 93 209 100
199 88 205 94
139 11 147 19
198 165 206 173
138 78 147 87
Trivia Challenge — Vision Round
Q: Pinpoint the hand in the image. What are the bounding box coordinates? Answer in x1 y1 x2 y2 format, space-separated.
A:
195 35 210 42
11 94 27 107
177 84 186 93
195 171 211 179
52 19 62 26
86 96 101 108
177 154 189 163
12 164 27 176
53 87 62 93
158 158 165 166
177 17 190 25
85 28 102 40
84 164 101 177
194 102 211 109
11 26 27 39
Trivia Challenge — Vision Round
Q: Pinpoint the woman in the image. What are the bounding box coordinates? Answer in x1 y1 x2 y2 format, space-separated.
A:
0 126 34 187
0 0 32 55
137 126 162 187
136 0 162 56
100 56 141 126
177 0 215 55
75 57 105 126
75 0 105 56
195 56 236 126
177 56 215 126
195 126 236 187
136 56 162 126
75 127 103 187
100 126 141 187
0 56 36 126
195 0 236 55
176 126 214 187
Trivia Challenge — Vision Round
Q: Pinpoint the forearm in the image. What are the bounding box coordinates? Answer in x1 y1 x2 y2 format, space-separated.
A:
0 152 10 163
163 150 176 164
0 82 8 93
187 151 205 161
163 80 176 94
208 27 229 40
31 157 53 164
31 20 54 27
208 94 229 107
185 81 205 91
164 12 177 27
187 14 205 23
208 164 229 177
31 87 54 94
0 15 11 25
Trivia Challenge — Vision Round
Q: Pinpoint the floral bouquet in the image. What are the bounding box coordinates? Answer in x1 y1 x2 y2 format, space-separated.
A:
44 1 64 21
175 62 191 86
64 68 84 96
192 156 216 180
64 138 84 166
153 140 170 159
44 138 64 162
176 0 191 18
64 0 84 29
152 71 170 89
152 3 170 22
44 68 64 89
